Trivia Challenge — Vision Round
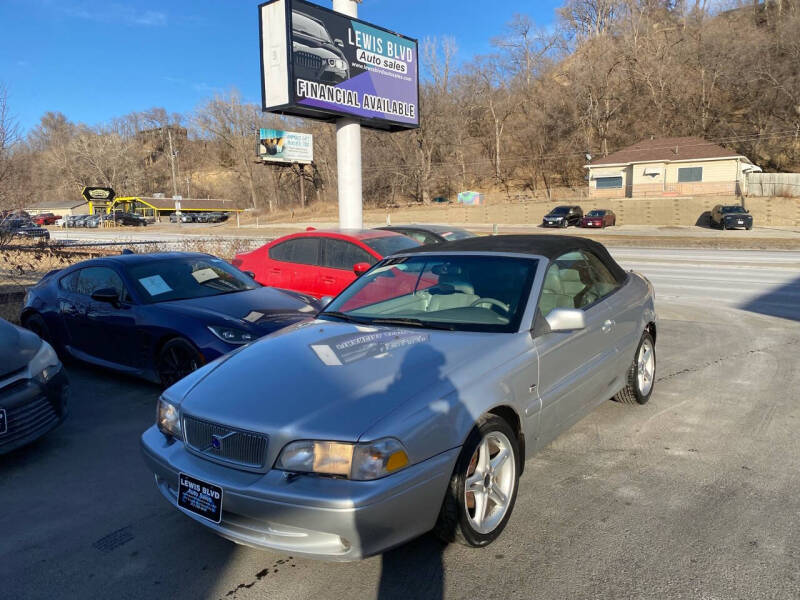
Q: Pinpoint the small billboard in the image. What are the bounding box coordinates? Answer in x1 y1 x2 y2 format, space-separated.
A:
258 128 314 164
259 0 419 131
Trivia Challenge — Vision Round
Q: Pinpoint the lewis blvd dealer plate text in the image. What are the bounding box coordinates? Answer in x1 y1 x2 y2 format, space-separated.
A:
178 473 223 523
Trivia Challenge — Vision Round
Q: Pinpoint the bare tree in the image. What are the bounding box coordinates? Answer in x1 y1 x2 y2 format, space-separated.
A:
0 84 20 209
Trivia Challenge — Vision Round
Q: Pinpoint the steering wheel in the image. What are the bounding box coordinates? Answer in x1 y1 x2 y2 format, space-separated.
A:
470 298 511 314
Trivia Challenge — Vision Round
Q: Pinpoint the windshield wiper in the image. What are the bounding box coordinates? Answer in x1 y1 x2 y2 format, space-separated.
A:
318 311 371 324
368 317 456 331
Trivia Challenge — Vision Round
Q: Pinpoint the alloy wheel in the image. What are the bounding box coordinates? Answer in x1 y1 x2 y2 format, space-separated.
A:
636 337 655 396
464 431 516 534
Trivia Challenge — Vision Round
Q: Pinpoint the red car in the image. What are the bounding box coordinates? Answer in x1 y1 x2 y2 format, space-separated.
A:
33 213 61 226
232 229 421 299
580 209 616 228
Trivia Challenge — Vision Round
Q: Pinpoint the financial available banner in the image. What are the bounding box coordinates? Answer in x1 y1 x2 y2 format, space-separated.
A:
258 128 313 164
259 0 419 131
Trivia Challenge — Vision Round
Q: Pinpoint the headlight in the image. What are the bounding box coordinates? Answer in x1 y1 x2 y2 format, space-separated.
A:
157 397 182 440
327 58 346 70
28 341 61 383
208 325 255 345
275 437 409 480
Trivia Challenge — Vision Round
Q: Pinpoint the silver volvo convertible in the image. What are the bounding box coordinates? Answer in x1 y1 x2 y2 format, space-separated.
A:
141 235 657 560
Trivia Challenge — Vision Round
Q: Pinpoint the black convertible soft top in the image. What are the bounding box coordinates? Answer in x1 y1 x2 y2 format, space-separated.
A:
398 234 628 282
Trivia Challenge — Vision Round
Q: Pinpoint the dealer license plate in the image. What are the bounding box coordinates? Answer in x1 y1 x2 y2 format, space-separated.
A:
738 220 744 225
0 409 6 435
177 473 223 523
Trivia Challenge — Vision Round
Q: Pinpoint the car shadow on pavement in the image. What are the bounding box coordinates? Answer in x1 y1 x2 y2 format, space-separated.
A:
359 343 457 600
695 211 713 228
738 274 800 321
377 534 446 599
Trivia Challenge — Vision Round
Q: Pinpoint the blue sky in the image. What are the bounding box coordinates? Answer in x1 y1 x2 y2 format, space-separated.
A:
0 0 563 132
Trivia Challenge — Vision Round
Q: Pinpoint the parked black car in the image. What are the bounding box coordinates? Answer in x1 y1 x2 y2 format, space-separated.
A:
376 224 476 245
0 317 68 454
710 205 753 230
542 206 583 228
0 217 50 240
112 211 148 226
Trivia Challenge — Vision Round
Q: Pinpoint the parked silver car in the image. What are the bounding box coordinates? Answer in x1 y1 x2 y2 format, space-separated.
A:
141 235 657 560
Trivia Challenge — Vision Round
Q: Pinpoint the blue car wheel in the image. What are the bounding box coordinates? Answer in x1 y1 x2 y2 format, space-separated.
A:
157 338 203 389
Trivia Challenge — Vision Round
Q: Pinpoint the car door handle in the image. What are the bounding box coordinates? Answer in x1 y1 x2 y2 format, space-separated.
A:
602 319 615 333
322 277 336 284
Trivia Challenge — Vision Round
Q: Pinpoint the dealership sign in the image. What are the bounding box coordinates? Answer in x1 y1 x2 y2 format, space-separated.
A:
259 0 419 131
81 186 115 203
258 128 314 164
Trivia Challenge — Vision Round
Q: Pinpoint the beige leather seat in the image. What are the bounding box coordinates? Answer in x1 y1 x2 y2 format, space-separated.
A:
559 268 586 299
426 275 480 312
539 265 575 315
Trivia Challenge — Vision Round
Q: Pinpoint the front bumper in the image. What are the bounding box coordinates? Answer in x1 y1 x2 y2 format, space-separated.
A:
541 220 564 227
723 217 752 229
0 369 68 455
141 426 458 560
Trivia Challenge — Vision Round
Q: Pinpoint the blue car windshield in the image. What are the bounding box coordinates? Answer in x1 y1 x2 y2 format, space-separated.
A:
721 206 746 214
322 255 539 333
125 257 259 303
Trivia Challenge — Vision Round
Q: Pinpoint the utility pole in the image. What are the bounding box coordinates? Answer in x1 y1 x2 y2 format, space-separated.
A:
333 0 363 229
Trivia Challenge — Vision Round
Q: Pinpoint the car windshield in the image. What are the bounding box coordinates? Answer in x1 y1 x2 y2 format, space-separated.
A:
721 206 746 214
293 12 332 43
441 228 476 241
125 257 259 304
361 235 421 257
321 255 539 333
587 210 605 217
550 207 569 215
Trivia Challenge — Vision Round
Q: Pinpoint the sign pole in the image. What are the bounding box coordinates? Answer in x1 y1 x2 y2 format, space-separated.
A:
332 0 363 229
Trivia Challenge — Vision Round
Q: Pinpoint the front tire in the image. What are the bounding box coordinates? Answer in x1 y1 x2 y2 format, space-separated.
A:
157 338 203 389
615 332 656 405
23 313 54 346
434 414 520 547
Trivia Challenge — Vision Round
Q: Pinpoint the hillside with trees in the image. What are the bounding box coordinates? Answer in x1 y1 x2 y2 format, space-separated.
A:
1 0 799 212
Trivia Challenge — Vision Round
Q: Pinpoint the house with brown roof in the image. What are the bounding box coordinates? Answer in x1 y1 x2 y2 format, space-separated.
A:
585 137 760 198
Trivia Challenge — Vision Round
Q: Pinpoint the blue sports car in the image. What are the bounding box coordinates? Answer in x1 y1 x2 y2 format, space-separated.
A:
20 252 321 387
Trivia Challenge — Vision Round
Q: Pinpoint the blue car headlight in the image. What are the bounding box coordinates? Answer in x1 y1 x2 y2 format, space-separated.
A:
208 325 255 345
28 341 61 383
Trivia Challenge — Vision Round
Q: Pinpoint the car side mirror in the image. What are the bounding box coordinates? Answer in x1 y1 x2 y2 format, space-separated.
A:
334 38 344 48
243 271 256 279
320 295 334 308
353 262 370 276
545 308 586 332
91 287 120 306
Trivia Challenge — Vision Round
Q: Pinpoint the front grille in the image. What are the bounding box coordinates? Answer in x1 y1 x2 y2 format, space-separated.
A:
294 51 323 72
0 397 58 449
183 416 268 469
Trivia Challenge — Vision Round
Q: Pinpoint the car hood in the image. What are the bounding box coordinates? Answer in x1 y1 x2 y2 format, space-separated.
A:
0 319 42 379
155 287 317 334
178 320 504 443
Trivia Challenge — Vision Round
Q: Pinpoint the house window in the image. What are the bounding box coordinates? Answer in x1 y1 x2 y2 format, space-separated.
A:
595 176 623 189
678 167 703 182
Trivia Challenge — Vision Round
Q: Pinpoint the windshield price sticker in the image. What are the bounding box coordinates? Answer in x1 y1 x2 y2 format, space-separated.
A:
138 275 172 296
192 268 219 284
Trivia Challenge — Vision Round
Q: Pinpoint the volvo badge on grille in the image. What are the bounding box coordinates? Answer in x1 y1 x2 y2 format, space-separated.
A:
208 431 235 452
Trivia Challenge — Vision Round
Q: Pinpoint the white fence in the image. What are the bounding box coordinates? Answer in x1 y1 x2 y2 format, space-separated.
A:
746 173 800 197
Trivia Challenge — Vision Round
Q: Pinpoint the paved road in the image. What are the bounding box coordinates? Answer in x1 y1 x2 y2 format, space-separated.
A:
2 248 800 600
613 248 800 320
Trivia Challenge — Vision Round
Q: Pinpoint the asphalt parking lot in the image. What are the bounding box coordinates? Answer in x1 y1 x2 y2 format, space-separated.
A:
2 294 799 600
